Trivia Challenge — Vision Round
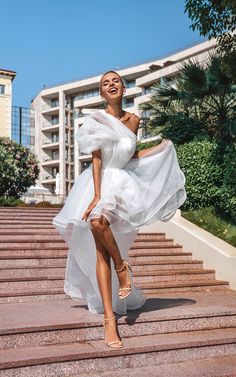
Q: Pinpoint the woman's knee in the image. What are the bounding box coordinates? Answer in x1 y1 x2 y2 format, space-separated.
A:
90 215 109 232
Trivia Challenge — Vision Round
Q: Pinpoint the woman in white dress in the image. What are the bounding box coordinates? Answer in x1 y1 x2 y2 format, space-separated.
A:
53 70 186 348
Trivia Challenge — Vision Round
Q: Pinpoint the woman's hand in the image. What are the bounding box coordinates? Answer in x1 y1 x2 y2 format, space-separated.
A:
82 195 100 222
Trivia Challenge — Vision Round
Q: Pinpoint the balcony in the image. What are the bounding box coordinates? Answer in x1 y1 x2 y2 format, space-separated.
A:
78 153 92 161
41 175 56 184
73 95 102 108
41 159 60 167
42 104 59 115
134 93 152 107
42 138 59 150
123 86 142 98
42 121 59 132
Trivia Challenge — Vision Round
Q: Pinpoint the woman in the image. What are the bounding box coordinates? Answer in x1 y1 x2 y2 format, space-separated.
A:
53 71 186 348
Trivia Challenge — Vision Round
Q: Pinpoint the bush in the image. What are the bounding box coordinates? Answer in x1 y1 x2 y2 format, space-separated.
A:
0 197 24 206
136 139 162 151
176 139 222 211
221 143 236 194
182 206 236 247
18 201 63 208
0 137 39 198
214 187 236 224
211 143 236 224
162 115 206 145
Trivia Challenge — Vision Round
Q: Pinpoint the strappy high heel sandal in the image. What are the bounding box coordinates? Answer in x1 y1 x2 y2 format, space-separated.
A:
115 260 133 300
104 316 123 348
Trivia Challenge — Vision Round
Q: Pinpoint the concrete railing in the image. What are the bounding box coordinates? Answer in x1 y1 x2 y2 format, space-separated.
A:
141 210 236 290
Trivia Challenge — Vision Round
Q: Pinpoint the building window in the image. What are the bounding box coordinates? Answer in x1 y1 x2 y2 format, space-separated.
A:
52 167 59 178
51 98 59 108
51 133 59 143
51 115 59 125
125 80 135 88
125 98 134 108
12 106 35 148
0 85 5 95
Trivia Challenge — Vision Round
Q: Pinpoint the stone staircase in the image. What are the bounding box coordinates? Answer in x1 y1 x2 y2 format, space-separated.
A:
0 207 236 376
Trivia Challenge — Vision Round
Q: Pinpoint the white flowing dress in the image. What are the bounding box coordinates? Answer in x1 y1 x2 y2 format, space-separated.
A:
53 109 187 314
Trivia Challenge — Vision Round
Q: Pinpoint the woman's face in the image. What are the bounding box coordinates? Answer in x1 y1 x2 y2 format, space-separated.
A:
100 72 125 102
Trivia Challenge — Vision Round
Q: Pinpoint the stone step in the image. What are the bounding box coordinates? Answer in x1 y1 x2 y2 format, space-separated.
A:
0 212 57 217
0 257 67 268
0 234 65 243
139 279 229 294
76 355 236 377
0 249 190 259
132 260 203 271
130 245 182 251
0 288 68 303
1 299 236 348
136 233 166 239
0 243 68 251
0 220 55 231
0 258 203 270
0 293 68 304
130 247 183 254
1 328 236 372
0 228 59 234
0 220 54 225
0 279 229 301
0 277 64 290
133 269 215 283
0 235 173 245
132 240 175 247
0 250 67 258
130 254 193 263
0 268 214 282
0 267 66 279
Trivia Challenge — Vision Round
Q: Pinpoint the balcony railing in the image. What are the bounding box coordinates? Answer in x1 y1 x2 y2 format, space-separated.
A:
43 137 59 144
73 110 85 119
43 156 59 162
42 175 57 180
42 101 59 111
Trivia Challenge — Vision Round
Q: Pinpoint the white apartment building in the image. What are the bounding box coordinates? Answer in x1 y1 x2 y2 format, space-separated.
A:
0 68 16 138
32 39 216 199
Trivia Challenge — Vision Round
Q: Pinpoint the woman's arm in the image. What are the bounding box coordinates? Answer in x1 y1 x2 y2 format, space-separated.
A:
131 144 162 158
82 149 102 221
91 149 102 199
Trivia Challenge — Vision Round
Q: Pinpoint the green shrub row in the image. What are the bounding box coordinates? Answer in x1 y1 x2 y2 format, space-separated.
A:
176 138 236 224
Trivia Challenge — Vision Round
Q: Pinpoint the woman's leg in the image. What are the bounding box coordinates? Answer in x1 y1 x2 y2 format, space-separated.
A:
90 223 121 344
90 216 131 297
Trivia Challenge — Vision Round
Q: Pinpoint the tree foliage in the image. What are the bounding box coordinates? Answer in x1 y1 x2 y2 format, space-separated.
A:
141 54 236 143
185 0 236 81
0 137 39 198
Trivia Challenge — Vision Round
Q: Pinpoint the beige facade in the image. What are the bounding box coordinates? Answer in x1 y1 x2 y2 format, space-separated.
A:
0 69 16 138
32 39 216 200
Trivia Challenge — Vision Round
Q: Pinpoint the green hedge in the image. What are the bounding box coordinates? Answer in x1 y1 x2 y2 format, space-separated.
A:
162 115 206 145
176 139 222 211
0 197 24 207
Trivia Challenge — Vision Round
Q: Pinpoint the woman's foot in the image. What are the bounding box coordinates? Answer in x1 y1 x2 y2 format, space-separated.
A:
115 260 133 299
104 316 123 348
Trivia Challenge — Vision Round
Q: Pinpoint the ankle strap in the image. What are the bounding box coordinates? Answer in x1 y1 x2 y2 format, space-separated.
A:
115 260 127 272
104 316 116 321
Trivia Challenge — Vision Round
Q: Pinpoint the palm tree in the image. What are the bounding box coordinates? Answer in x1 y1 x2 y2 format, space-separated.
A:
140 54 236 142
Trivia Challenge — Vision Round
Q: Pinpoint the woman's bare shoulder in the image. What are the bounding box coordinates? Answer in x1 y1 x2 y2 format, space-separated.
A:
126 112 140 125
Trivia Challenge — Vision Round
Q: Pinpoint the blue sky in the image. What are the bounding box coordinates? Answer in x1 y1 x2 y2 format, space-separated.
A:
0 0 204 107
